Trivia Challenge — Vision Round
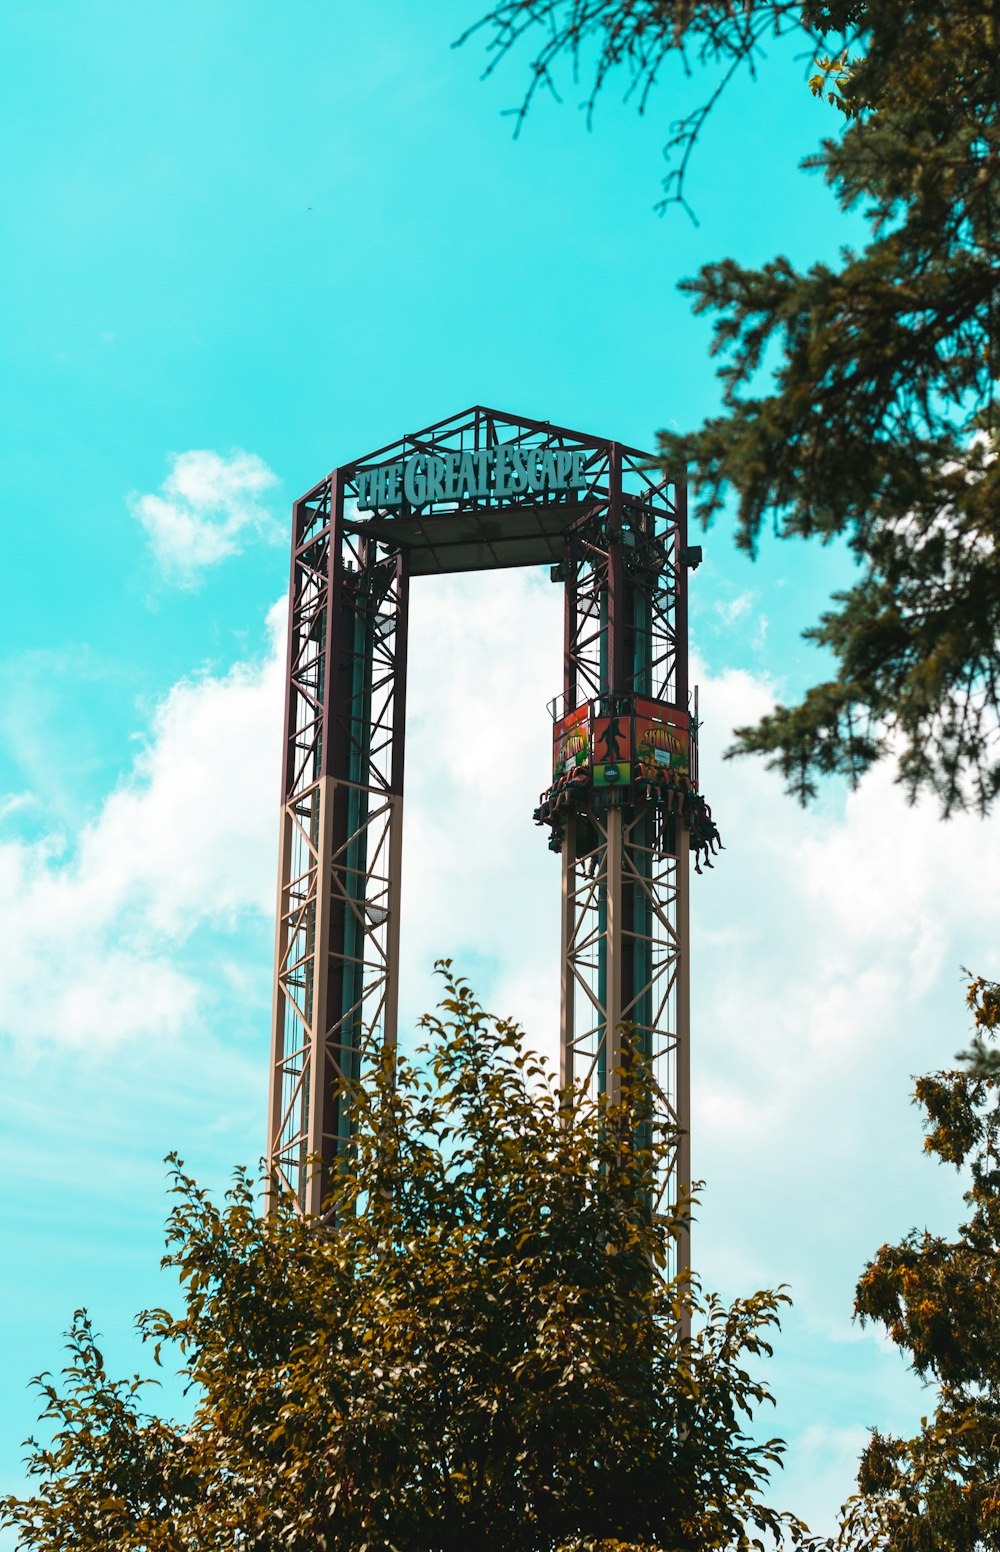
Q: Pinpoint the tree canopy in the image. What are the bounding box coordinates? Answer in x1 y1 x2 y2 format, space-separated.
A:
465 0 1000 814
1 970 810 1552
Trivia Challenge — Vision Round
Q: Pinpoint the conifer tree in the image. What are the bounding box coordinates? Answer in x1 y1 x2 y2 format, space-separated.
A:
467 0 1000 812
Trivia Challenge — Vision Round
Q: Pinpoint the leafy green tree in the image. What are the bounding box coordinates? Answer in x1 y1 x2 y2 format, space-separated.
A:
465 0 1000 813
836 975 1000 1551
2 970 810 1552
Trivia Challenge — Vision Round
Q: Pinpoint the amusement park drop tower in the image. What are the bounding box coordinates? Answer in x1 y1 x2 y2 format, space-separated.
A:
266 407 717 1268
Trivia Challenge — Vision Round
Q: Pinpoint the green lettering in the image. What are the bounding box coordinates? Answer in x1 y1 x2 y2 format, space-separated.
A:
526 449 545 491
508 447 529 496
473 448 491 494
356 470 375 510
457 450 477 497
383 462 401 505
494 445 512 497
403 454 427 507
425 456 446 502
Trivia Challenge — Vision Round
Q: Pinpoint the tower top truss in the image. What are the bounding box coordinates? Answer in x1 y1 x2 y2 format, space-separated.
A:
298 405 678 578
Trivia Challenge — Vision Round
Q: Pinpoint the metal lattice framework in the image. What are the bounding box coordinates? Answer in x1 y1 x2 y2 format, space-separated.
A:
268 407 706 1247
560 808 689 1217
268 478 408 1213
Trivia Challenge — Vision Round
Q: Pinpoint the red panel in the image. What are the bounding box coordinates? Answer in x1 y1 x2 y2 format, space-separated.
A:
635 699 691 783
552 704 589 781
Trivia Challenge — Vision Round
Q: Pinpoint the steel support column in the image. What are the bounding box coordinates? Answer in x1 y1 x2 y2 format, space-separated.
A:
556 458 692 1247
268 478 409 1214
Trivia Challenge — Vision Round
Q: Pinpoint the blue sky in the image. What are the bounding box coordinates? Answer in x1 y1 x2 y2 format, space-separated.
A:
2 0 995 1538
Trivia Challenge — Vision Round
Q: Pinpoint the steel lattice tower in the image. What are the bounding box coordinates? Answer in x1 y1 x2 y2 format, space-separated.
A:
267 408 713 1245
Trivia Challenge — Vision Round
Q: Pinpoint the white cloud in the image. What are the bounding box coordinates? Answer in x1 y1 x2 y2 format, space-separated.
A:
784 1423 872 1530
397 567 564 1043
2 568 997 1535
0 792 37 821
680 654 1000 1530
129 449 281 585
714 590 754 627
393 587 999 1529
0 603 285 1055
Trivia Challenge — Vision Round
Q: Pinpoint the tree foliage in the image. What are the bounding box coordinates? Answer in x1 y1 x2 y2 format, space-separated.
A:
465 0 1000 814
837 974 1000 1551
2 970 810 1552
460 0 814 216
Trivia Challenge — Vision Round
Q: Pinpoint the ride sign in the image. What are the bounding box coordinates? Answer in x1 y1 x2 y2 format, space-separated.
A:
356 441 589 513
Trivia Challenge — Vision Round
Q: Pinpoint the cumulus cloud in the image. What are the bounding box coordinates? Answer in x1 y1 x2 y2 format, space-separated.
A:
690 656 994 1250
714 590 754 628
393 574 1000 1532
398 567 564 1042
129 449 281 585
3 568 998 1534
0 792 36 821
0 603 285 1055
784 1423 873 1529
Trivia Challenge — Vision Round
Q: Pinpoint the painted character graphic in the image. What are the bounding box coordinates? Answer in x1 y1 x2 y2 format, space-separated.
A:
598 717 625 762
